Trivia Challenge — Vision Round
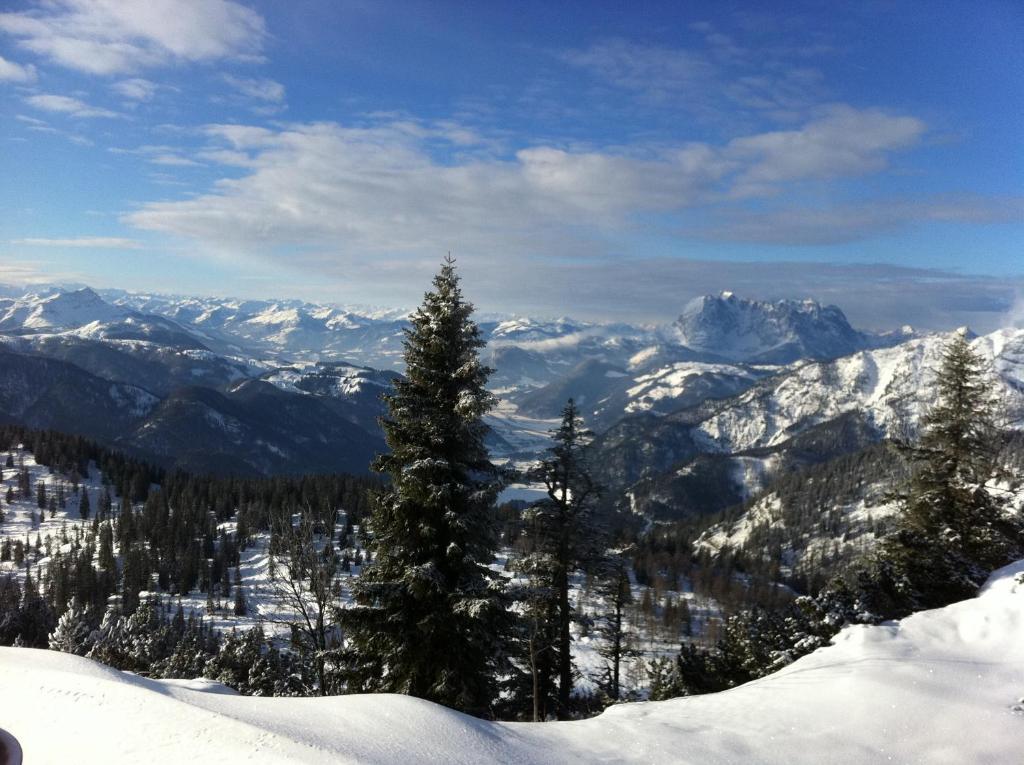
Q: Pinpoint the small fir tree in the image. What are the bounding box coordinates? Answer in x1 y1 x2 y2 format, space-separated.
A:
48 598 94 655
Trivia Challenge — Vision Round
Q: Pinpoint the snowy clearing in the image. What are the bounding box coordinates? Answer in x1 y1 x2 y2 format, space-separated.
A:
2 560 1021 764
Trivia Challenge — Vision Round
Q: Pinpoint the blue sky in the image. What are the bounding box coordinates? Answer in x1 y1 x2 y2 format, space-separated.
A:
1 0 1022 329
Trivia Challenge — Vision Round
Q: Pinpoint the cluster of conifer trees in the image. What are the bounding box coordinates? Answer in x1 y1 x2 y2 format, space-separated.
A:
341 259 630 719
0 423 381 697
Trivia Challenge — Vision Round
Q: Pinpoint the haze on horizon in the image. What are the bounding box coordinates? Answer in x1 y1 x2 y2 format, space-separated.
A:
1 0 1022 331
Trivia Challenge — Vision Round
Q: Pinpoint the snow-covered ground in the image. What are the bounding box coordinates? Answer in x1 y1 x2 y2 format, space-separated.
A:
3 560 1021 763
0 448 121 587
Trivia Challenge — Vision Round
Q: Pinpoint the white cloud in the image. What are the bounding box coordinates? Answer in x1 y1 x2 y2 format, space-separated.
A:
127 119 712 259
724 105 926 194
122 108 933 267
108 142 204 166
12 236 142 249
223 74 285 103
111 77 158 100
0 53 37 82
0 0 266 75
26 93 119 118
697 195 1024 245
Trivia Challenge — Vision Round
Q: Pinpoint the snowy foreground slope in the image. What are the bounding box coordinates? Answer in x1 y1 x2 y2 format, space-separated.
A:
3 562 1023 764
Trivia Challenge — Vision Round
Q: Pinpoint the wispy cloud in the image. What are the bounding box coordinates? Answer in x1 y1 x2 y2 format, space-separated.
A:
724 105 925 195
149 154 202 167
111 77 159 101
12 237 142 249
15 113 94 145
223 74 285 103
26 93 119 118
696 196 1024 245
0 0 266 76
562 25 833 125
0 53 36 82
562 39 716 103
109 143 203 167
0 259 88 287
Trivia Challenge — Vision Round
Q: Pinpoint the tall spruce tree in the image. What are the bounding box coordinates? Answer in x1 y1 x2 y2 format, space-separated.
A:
517 399 604 719
877 331 1024 611
343 257 507 717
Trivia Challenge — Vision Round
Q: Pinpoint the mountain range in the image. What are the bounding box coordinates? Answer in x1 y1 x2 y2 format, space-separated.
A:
588 327 1024 520
2 285 1021 510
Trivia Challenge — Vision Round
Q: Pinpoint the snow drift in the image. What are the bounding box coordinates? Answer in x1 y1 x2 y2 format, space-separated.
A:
2 561 1023 763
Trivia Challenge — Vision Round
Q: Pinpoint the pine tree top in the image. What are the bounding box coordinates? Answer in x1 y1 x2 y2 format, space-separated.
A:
377 258 496 480
918 333 1000 485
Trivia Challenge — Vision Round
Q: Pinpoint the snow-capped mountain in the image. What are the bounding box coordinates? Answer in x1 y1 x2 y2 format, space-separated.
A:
590 327 1024 522
0 287 127 332
694 328 1024 454
487 316 592 344
262 361 400 433
104 291 410 368
0 287 226 352
0 288 392 475
663 291 902 364
505 293 914 425
693 440 905 586
0 344 384 475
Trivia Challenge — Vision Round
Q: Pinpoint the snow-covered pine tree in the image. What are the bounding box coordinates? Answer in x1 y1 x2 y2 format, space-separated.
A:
0 576 21 644
85 599 125 667
878 331 1024 612
508 560 560 721
155 616 215 680
86 594 172 673
204 626 267 694
48 598 94 655
517 399 605 719
343 257 507 717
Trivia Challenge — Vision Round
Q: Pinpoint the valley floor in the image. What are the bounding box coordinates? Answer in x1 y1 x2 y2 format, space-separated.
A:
3 560 1022 764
